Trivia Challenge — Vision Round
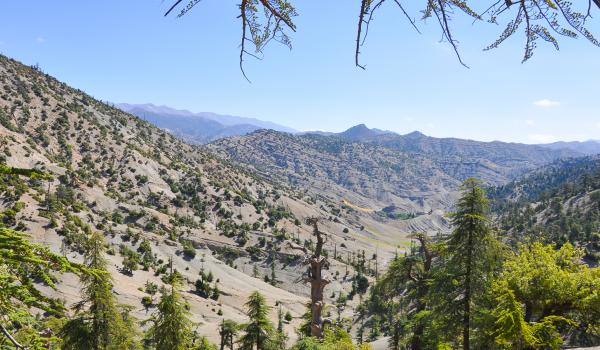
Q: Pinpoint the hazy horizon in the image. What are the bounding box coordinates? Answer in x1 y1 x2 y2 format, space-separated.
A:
114 102 599 145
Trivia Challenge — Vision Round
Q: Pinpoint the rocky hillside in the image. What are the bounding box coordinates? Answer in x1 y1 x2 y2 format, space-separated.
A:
208 127 576 234
489 155 600 263
0 55 398 343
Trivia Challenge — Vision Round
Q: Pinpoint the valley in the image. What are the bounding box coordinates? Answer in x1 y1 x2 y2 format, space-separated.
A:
1 53 599 349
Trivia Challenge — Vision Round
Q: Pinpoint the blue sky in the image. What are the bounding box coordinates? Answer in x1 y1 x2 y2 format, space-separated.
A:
1 1 599 143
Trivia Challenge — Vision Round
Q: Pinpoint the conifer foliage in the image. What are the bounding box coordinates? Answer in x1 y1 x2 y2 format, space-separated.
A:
0 166 81 349
441 178 502 349
239 291 275 350
61 231 140 350
145 275 193 350
362 178 600 349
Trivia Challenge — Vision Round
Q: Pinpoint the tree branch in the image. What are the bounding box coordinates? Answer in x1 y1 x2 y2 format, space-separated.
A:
164 0 184 17
0 323 27 350
356 0 369 69
433 0 470 68
258 0 296 31
239 0 251 83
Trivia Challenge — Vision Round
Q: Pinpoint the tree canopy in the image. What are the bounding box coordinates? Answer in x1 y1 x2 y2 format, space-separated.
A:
361 179 600 349
0 166 82 349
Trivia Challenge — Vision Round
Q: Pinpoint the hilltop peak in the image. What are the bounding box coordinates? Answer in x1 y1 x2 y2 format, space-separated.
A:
404 130 426 138
338 124 390 140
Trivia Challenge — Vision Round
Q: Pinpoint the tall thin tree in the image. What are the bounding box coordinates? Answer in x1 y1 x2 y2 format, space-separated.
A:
61 231 139 350
443 178 499 350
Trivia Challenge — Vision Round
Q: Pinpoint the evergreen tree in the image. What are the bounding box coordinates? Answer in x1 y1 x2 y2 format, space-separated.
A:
0 225 82 349
61 231 139 350
434 178 503 349
238 291 275 350
363 232 437 350
219 320 239 350
145 281 193 350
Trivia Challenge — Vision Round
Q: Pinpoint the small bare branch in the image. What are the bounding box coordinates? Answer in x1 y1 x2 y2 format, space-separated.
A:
0 323 28 350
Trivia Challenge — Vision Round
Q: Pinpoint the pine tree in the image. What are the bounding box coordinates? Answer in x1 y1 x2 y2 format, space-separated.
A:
61 231 139 350
239 291 274 350
219 320 239 350
145 281 193 350
438 178 502 349
0 226 81 349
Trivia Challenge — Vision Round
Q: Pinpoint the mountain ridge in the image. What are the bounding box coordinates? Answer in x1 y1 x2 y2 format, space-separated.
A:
117 103 296 143
304 124 595 154
489 155 600 262
539 140 600 155
208 127 578 239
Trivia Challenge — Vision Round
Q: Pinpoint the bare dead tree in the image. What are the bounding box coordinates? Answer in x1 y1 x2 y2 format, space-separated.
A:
166 0 599 76
300 217 330 339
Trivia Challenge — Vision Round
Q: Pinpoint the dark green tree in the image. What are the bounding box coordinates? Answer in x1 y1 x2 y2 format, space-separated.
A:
219 319 239 350
437 178 503 349
238 291 275 350
145 280 193 350
61 231 140 350
364 232 437 350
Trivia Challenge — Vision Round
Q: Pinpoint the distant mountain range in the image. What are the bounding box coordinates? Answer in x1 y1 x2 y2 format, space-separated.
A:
304 124 600 156
116 103 296 143
539 140 600 155
115 105 600 156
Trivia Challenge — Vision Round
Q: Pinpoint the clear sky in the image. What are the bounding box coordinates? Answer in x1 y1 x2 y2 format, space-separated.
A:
1 1 599 143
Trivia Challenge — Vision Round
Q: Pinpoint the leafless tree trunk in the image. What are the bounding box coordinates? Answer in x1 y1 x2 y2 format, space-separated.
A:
304 218 329 339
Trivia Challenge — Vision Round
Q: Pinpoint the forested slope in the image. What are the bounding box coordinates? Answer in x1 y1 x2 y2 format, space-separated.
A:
489 156 600 262
0 54 391 344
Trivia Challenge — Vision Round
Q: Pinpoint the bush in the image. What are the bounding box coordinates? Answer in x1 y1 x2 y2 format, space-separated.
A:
141 296 153 309
182 242 196 259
